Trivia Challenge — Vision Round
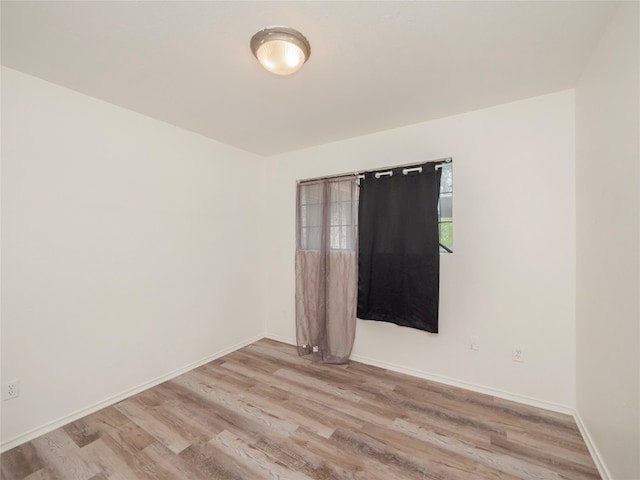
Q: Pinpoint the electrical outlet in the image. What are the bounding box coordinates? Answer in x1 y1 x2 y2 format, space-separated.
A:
2 380 20 401
512 347 524 363
470 336 480 351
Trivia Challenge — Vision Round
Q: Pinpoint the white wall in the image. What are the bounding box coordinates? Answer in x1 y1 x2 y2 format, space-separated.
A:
575 3 640 479
0 67 266 448
265 90 576 410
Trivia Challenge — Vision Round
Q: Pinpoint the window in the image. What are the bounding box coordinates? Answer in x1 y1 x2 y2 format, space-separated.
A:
298 179 359 252
438 163 453 253
298 163 450 253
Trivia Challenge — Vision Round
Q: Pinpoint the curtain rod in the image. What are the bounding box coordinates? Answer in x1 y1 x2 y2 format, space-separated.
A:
296 157 452 185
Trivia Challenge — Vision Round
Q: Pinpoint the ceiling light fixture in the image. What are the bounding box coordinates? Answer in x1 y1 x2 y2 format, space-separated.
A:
250 27 310 76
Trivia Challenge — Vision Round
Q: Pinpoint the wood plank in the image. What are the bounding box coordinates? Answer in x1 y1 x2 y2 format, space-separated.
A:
22 469 64 480
490 434 600 480
79 438 138 480
0 443 46 480
195 369 336 439
141 441 208 480
177 441 253 480
289 427 389 480
63 419 101 449
81 407 156 453
30 430 100 480
210 430 314 480
1 339 600 480
170 371 300 438
115 400 191 454
388 418 559 479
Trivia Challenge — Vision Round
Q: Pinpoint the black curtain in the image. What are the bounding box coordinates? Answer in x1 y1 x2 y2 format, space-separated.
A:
357 163 442 333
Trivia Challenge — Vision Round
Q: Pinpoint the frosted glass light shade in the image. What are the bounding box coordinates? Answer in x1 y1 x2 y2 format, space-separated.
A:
256 40 305 75
251 27 310 76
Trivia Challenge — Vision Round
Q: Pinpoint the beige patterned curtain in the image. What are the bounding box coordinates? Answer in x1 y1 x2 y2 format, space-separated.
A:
295 176 358 364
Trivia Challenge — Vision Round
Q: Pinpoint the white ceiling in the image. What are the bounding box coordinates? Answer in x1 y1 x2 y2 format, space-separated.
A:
1 1 618 157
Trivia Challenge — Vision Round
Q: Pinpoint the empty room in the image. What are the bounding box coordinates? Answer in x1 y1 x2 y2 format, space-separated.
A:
1 1 638 479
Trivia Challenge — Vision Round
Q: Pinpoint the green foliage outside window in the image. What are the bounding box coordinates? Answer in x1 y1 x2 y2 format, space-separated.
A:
439 163 453 253
439 221 453 252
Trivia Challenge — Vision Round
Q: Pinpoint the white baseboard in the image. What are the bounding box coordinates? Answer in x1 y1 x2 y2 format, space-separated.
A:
3 330 608 480
361 354 611 477
348 352 574 415
574 410 611 480
263 332 574 415
238 334 611 478
0 334 264 453
263 332 296 345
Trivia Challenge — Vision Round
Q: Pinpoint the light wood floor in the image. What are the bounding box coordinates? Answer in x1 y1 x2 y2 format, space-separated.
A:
1 338 599 480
